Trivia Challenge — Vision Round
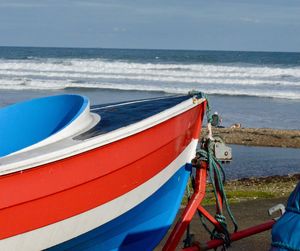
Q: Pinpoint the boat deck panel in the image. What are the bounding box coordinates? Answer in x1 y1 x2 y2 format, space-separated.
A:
76 95 189 140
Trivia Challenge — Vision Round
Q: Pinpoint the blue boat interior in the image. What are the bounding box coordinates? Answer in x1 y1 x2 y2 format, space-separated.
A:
48 164 191 251
0 94 191 157
0 94 88 157
76 95 190 140
0 94 192 158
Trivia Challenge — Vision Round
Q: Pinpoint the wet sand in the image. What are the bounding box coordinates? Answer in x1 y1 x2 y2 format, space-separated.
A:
201 128 300 148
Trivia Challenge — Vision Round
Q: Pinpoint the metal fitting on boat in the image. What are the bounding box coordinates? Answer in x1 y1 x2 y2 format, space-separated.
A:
213 136 232 163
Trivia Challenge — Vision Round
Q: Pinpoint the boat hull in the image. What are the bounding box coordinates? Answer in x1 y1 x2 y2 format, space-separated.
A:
48 152 192 250
0 97 205 250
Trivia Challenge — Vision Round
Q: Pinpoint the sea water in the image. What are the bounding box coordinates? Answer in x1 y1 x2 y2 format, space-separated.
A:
227 145 300 179
0 46 299 177
1 47 300 98
0 47 300 128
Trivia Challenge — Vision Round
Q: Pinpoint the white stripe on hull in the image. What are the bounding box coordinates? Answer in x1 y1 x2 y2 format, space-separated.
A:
0 97 204 175
1 139 198 251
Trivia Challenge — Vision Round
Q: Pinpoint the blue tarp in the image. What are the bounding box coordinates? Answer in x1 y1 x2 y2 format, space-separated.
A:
271 182 300 251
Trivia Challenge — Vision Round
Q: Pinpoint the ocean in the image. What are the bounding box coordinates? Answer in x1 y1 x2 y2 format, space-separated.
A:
1 46 300 129
0 46 299 178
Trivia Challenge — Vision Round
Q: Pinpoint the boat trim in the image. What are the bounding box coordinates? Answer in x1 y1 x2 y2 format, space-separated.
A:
0 97 205 175
0 140 198 250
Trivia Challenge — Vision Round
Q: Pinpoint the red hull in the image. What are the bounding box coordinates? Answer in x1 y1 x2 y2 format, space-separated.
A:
0 103 205 240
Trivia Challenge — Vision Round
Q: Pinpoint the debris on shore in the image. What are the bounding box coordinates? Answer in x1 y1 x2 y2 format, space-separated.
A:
201 127 300 148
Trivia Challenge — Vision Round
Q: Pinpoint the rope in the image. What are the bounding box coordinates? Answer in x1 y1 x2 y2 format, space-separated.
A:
199 93 238 247
184 92 238 248
196 144 238 248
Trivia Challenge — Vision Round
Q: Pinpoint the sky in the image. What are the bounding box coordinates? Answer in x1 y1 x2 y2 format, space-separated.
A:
0 0 299 52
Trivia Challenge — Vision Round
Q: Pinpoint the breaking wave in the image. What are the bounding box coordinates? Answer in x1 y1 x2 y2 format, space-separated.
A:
0 58 300 99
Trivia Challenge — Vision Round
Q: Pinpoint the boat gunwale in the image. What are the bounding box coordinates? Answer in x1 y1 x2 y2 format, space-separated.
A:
0 97 205 176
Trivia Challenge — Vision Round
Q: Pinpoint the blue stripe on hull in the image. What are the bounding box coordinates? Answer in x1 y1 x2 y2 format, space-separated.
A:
48 165 190 251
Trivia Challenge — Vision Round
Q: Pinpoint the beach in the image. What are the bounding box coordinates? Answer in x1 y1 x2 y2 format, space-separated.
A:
1 0 300 247
0 47 299 250
202 127 300 148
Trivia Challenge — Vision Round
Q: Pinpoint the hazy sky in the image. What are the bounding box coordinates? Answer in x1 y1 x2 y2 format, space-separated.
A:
0 0 299 52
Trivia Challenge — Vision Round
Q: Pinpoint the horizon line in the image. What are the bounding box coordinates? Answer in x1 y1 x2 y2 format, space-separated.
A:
0 45 299 54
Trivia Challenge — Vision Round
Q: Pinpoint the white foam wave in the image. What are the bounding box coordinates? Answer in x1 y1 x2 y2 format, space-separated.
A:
0 78 66 90
1 59 300 78
0 58 300 99
0 69 299 87
0 78 299 100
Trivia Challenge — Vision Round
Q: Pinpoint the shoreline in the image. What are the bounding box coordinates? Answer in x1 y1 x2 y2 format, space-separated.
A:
201 127 300 148
197 127 299 203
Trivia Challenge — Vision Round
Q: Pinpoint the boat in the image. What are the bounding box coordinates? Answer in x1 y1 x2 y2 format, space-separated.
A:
0 92 206 250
